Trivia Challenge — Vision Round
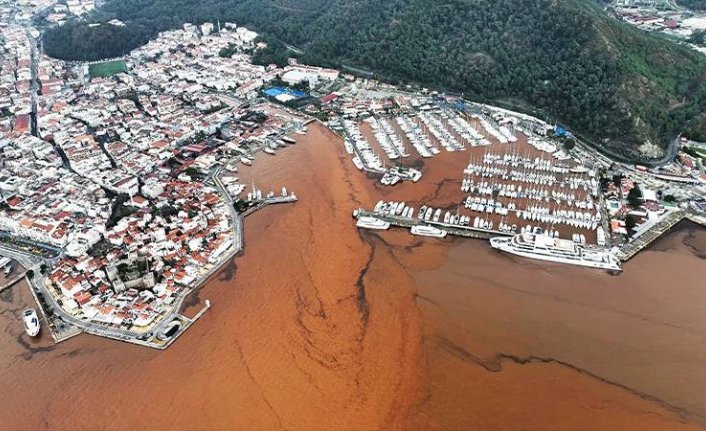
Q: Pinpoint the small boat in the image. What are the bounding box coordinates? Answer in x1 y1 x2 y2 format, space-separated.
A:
411 225 447 238
263 147 276 155
432 208 442 222
23 308 40 337
344 140 354 155
356 216 391 230
352 156 364 170
240 157 252 166
282 136 296 144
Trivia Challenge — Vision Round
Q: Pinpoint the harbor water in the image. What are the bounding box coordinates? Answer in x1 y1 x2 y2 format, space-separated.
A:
1 123 706 430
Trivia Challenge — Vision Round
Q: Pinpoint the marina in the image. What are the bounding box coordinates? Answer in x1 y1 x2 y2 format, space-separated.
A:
341 97 706 271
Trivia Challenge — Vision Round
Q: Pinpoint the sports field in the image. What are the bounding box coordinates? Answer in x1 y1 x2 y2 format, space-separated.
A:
89 60 127 78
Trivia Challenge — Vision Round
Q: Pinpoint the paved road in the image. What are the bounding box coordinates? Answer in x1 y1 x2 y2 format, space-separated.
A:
211 167 244 251
27 31 39 137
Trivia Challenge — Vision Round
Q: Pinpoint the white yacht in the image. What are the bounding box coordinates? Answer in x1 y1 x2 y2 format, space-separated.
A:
344 140 354 155
489 233 622 271
411 225 447 238
263 147 276 155
356 216 391 230
352 156 364 170
23 308 40 337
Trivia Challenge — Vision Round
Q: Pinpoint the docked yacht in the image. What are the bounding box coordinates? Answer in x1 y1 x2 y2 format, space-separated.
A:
344 140 354 155
411 225 447 238
489 233 622 271
240 157 253 166
263 147 276 155
23 308 40 337
352 156 364 170
356 216 391 230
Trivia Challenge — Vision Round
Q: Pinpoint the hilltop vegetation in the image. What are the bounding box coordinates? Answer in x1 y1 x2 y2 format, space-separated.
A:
43 0 706 162
678 0 706 10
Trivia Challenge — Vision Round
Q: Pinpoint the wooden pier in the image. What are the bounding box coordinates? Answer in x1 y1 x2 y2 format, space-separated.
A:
356 209 514 240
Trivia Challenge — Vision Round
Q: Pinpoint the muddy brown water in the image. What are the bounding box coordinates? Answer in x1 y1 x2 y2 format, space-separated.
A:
0 123 704 430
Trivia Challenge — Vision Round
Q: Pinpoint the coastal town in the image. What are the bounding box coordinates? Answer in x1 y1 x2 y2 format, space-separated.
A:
608 0 706 54
2 0 706 348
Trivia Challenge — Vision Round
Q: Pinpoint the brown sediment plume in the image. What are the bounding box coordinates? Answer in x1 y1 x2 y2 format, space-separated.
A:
0 122 704 430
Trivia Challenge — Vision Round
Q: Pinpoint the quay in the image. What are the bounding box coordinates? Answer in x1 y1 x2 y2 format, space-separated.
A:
355 209 513 240
359 207 706 265
242 195 299 217
615 210 706 262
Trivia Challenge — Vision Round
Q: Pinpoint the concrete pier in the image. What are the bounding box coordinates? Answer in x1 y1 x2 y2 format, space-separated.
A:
242 195 299 217
616 210 686 262
355 209 513 240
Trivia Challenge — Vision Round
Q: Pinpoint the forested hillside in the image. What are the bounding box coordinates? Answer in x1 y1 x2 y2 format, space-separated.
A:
678 1 706 10
43 0 706 162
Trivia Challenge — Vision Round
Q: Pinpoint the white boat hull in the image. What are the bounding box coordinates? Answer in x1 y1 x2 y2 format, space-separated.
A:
411 225 447 238
490 237 621 271
356 216 390 230
23 309 40 337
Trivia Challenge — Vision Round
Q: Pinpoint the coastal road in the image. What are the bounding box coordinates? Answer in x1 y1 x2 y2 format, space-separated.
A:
211 167 244 251
0 243 157 342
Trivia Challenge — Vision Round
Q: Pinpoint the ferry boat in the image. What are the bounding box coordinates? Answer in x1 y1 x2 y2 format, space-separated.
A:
23 308 40 337
489 233 622 271
356 216 391 230
411 225 447 238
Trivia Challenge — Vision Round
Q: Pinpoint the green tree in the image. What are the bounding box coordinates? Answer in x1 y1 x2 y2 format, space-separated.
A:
627 185 642 208
625 214 638 235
